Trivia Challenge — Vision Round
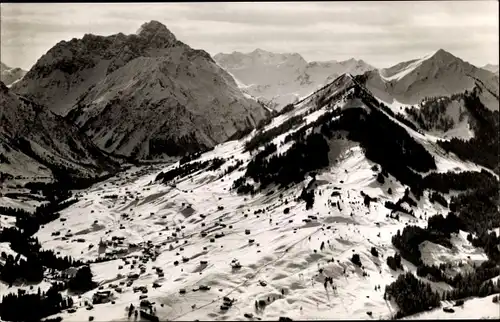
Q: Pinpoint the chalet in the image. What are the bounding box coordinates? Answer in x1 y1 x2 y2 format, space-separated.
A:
92 290 112 304
62 266 81 279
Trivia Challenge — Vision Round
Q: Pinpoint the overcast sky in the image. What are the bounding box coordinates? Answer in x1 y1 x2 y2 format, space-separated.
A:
1 1 498 70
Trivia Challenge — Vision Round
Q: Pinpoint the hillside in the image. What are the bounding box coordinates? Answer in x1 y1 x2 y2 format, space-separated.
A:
0 81 119 189
1 73 498 321
0 62 26 87
11 21 269 159
214 49 375 110
357 49 499 111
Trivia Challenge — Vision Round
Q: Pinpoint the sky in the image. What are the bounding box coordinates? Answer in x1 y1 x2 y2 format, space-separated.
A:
1 1 498 70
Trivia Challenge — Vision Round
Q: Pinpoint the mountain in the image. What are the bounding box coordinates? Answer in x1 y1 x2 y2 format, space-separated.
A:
0 81 118 186
2 71 497 321
482 63 499 75
0 62 26 87
214 49 375 110
357 49 499 111
11 21 269 159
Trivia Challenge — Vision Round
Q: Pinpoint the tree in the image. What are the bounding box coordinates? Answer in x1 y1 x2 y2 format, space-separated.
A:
68 266 96 292
351 254 362 267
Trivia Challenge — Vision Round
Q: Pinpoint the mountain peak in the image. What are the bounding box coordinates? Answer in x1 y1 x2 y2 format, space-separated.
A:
136 20 176 41
251 48 271 55
429 48 457 61
136 20 167 33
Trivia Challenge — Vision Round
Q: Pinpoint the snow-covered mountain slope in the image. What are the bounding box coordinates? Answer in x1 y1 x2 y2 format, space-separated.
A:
403 294 500 320
0 62 26 87
2 73 497 321
11 21 269 159
0 81 119 187
378 93 473 142
214 49 375 111
358 49 499 111
482 64 499 75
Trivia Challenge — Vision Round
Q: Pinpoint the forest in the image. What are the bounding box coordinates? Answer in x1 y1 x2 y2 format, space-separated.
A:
156 157 226 183
0 283 74 321
436 88 499 174
384 273 441 318
244 132 330 189
388 199 500 317
244 115 304 152
405 95 457 132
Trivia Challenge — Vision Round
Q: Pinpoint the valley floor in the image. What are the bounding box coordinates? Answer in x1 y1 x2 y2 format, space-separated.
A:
1 138 495 321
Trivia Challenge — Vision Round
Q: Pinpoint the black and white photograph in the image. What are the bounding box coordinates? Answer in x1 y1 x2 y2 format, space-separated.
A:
0 1 499 321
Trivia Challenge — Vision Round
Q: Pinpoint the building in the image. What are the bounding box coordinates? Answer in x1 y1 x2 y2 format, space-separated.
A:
92 290 112 304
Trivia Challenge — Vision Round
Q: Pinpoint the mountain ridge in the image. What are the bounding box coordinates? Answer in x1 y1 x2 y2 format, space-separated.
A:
0 81 120 186
358 49 499 111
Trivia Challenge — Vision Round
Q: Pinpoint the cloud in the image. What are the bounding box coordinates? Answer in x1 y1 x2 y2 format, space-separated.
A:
1 1 498 70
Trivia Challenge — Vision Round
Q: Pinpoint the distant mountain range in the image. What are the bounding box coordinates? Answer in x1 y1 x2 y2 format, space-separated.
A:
0 62 26 87
214 49 375 110
215 49 498 112
482 63 499 75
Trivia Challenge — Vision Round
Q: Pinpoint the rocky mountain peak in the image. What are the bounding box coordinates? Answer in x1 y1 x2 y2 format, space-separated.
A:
10 21 268 159
136 20 177 46
137 20 173 36
251 48 270 55
428 48 461 64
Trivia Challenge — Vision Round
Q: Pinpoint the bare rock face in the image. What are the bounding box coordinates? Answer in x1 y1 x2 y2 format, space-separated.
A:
12 21 269 159
357 49 499 111
214 49 375 110
0 82 118 183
